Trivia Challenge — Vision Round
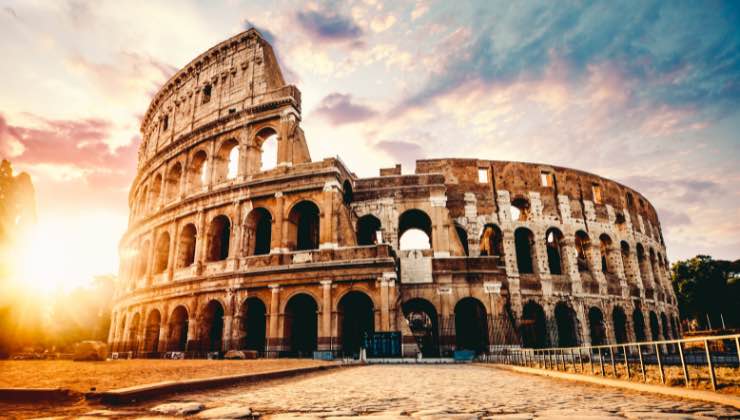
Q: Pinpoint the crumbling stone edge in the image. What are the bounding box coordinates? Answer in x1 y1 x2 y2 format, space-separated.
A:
483 364 740 409
0 388 82 403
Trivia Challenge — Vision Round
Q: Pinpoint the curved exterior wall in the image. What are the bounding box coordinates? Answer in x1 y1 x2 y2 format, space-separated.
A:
109 30 680 357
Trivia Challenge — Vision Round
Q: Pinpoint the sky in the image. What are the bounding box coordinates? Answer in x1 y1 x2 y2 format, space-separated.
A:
0 0 738 290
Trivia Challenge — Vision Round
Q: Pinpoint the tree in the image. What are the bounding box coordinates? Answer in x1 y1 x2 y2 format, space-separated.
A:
671 255 740 330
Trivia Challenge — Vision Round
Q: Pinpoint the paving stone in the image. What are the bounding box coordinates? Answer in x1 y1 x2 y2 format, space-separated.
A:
197 405 253 419
150 401 205 415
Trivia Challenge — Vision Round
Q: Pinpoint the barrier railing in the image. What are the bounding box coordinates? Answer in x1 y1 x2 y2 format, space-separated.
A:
481 334 740 391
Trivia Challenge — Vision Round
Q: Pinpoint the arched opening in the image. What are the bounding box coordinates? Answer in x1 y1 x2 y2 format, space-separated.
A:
636 244 650 285
546 228 564 275
136 240 150 279
661 312 670 340
599 234 613 273
588 307 606 345
514 227 535 274
287 201 320 251
338 292 375 357
574 231 591 272
245 208 272 256
256 127 278 171
165 163 182 202
127 313 140 352
241 297 266 353
479 224 503 258
342 180 353 205
206 215 231 261
454 224 469 256
633 308 646 342
168 306 189 352
356 214 381 246
612 306 628 344
284 294 318 356
649 311 660 341
520 301 547 348
153 232 170 274
149 174 162 211
190 150 208 191
177 224 197 268
144 310 161 353
510 196 529 221
620 241 633 279
398 209 432 250
554 302 579 347
214 139 239 182
649 248 660 285
454 297 488 354
200 300 225 352
402 298 439 357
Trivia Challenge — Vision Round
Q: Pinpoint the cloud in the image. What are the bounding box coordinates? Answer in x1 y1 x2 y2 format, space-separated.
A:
313 93 377 125
295 8 363 43
375 140 424 170
242 19 277 45
620 175 723 204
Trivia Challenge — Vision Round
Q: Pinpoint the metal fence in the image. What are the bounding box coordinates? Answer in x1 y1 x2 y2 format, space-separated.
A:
481 334 740 391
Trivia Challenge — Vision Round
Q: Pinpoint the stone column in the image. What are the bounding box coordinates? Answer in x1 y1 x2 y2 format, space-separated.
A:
267 285 280 355
158 322 170 353
320 182 338 249
379 278 390 332
272 192 285 252
237 132 249 180
206 140 216 191
222 315 233 351
166 224 178 282
194 210 207 274
430 194 450 256
319 280 333 351
107 311 117 346
388 276 398 331
186 316 198 352
561 236 582 293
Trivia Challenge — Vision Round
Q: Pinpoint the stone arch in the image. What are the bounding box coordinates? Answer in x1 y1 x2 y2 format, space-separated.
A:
545 227 565 275
240 297 267 352
588 306 607 345
284 293 318 356
177 223 197 268
342 179 353 205
214 138 240 182
554 302 579 347
126 312 141 352
338 291 375 356
520 300 547 348
153 231 170 274
357 214 381 246
165 162 182 202
333 286 379 312
633 308 646 342
189 149 209 191
287 200 320 251
144 309 161 353
454 297 489 354
149 173 162 211
398 209 432 250
206 215 231 261
454 223 469 256
402 298 440 357
200 300 225 352
649 310 660 341
245 207 272 256
480 223 503 258
514 227 535 274
168 305 189 352
612 306 628 344
510 196 530 221
574 230 591 272
599 233 614 274
255 126 278 171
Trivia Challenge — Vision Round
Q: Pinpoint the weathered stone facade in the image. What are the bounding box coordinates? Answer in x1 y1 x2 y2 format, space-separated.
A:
109 30 679 358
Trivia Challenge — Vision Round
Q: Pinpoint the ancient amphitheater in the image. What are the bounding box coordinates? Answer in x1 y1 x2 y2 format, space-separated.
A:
109 29 679 359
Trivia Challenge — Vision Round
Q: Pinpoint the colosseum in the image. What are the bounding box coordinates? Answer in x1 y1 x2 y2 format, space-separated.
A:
108 29 680 359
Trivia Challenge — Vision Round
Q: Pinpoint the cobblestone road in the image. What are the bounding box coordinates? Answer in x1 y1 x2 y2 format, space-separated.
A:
154 365 739 419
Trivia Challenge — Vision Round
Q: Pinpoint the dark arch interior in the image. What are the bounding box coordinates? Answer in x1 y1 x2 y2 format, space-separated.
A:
520 301 547 348
454 298 488 354
285 294 318 356
402 298 439 357
357 215 381 246
289 201 320 251
649 311 660 341
612 306 628 344
546 228 564 275
153 232 170 273
201 301 225 352
342 180 353 205
555 302 579 347
479 224 503 257
661 312 670 340
168 306 189 352
574 231 591 272
246 208 272 256
178 224 197 268
144 310 161 353
207 215 231 261
242 298 266 352
633 308 646 342
398 209 432 250
339 292 375 356
514 228 534 274
127 314 140 352
454 224 469 256
588 307 606 345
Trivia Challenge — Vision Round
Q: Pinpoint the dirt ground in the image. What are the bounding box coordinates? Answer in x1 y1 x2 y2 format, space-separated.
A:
0 359 333 392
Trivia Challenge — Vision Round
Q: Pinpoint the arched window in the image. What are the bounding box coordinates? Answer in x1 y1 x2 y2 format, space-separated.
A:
177 224 197 268
514 227 535 274
241 297 267 352
137 240 150 279
288 201 320 251
454 224 469 256
574 230 591 272
649 311 660 341
338 292 374 357
356 214 381 246
480 224 503 258
207 215 231 261
255 127 278 171
636 243 650 285
165 163 182 202
190 150 208 191
149 174 162 211
342 180 353 205
200 300 225 352
284 294 318 356
153 232 170 274
599 234 613 274
546 228 564 275
588 307 606 345
555 302 579 347
168 306 189 352
520 301 547 348
144 310 161 353
633 308 646 342
398 209 432 250
510 197 529 222
612 306 628 344
214 139 239 183
649 248 661 284
245 208 272 256
454 297 488 353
